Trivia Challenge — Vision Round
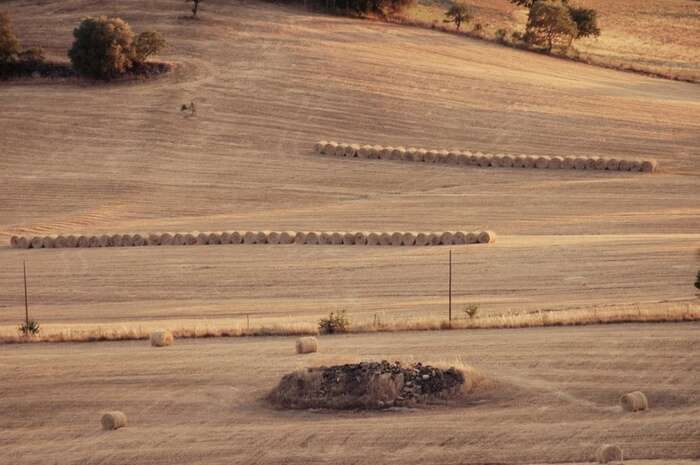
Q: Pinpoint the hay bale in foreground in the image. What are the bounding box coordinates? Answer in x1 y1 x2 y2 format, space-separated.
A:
345 144 360 157
243 231 258 244
320 232 333 245
54 235 68 248
101 411 128 431
147 234 161 246
414 232 429 246
594 157 608 170
42 236 56 248
535 156 550 169
379 232 392 246
619 159 632 171
573 157 587 170
391 147 406 160
323 141 338 155
596 444 623 464
16 236 29 249
620 391 648 412
160 233 174 246
390 232 403 246
219 232 231 244
563 157 575 169
65 235 78 248
132 234 146 247
343 232 355 245
98 235 111 247
427 232 441 246
358 145 372 158
401 232 416 246
195 232 209 245
305 231 321 245
466 231 479 244
489 155 502 167
267 231 281 244
606 158 620 171
294 232 306 244
184 233 197 245
585 157 598 170
29 236 43 249
279 231 295 244
366 232 381 246
500 154 514 168
641 159 657 173
440 231 455 245
150 330 173 347
477 231 496 244
353 231 367 245
295 336 318 354
548 156 564 169
230 231 243 244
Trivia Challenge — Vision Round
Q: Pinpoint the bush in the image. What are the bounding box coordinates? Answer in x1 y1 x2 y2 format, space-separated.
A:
464 304 479 319
0 12 21 64
495 28 508 43
525 0 577 51
568 6 600 39
18 319 40 336
319 310 350 334
443 4 472 31
68 17 165 80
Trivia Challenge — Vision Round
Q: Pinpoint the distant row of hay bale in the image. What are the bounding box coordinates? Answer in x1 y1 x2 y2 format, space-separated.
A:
314 141 658 173
10 230 497 249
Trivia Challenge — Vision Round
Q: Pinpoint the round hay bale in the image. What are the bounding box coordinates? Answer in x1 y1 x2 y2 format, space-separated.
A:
147 233 161 246
358 145 372 158
489 154 503 167
477 231 496 244
467 153 479 165
585 157 598 170
77 235 90 248
16 236 29 249
353 231 367 245
422 149 435 163
159 233 174 246
320 232 333 245
379 232 392 246
230 231 243 244
66 235 79 248
342 232 355 245
445 150 460 164
548 156 564 169
345 144 360 157
513 155 526 168
368 145 382 159
150 329 173 347
330 232 344 245
453 231 467 244
314 140 327 154
207 233 222 245
121 234 135 247
466 231 479 244
391 147 406 160
620 391 648 412
594 157 608 170
401 148 416 162
29 236 43 249
401 232 416 246
641 159 658 173
427 149 442 163
54 235 68 248
523 155 537 168
218 232 231 245
440 231 455 245
436 150 450 163
243 231 258 244
295 336 318 354
427 232 441 246
414 232 430 246
42 236 56 248
390 232 403 246
619 159 632 171
98 234 111 247
573 157 587 170
88 236 101 248
563 157 576 169
184 233 197 245
101 411 127 431
366 232 381 246
305 231 321 245
535 156 550 169
629 159 642 172
334 143 348 157
477 155 492 168
10 236 18 248
255 231 268 244
171 233 185 246
267 231 281 244
379 146 393 159
195 232 209 245
323 141 338 155
109 234 122 247
596 444 623 464
132 234 146 246
456 152 471 165
499 154 514 168
292 232 305 245
606 158 620 171
279 231 295 244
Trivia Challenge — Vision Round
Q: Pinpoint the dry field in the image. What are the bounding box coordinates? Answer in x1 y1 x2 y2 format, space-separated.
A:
403 0 700 81
1 323 699 464
1 0 699 335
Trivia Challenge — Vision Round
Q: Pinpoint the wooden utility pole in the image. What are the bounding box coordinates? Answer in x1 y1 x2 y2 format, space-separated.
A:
23 261 29 326
448 249 452 327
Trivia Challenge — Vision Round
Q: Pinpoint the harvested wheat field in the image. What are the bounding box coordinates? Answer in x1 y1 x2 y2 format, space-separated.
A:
1 323 699 465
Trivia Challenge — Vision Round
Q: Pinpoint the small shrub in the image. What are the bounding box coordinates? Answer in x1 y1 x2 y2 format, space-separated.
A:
473 23 483 32
0 12 20 63
18 319 40 336
134 31 166 63
443 4 472 31
511 31 523 42
464 304 479 319
495 28 508 43
319 310 350 334
568 6 600 39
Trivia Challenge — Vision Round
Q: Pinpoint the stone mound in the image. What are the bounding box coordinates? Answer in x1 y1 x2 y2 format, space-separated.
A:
268 360 469 410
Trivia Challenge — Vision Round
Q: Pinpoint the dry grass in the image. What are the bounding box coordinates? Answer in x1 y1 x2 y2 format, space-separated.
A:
2 303 696 344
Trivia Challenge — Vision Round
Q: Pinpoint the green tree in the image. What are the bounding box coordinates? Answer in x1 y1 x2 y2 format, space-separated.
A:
68 16 137 79
568 6 600 39
525 0 578 51
443 4 472 31
134 31 166 62
0 12 20 63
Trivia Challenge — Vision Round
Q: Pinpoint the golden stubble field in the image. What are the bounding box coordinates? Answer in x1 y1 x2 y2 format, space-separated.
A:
1 324 699 464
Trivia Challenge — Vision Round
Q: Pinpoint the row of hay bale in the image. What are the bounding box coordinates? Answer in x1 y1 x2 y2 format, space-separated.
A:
10 230 496 249
314 140 658 173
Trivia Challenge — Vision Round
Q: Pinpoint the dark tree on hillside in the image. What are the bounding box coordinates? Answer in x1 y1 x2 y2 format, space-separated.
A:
0 12 20 63
568 6 600 38
444 4 472 31
695 270 700 290
187 0 202 17
525 0 578 51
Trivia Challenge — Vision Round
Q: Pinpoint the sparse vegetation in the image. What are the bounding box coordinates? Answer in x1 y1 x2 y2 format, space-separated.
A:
443 4 471 31
319 310 350 334
464 303 479 319
18 319 40 337
68 16 166 80
0 12 20 63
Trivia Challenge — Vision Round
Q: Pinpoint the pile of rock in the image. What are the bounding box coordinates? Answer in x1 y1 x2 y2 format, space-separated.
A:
269 361 468 410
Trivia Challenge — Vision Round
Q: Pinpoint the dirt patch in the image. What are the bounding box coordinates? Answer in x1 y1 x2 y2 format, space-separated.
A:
268 360 469 409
